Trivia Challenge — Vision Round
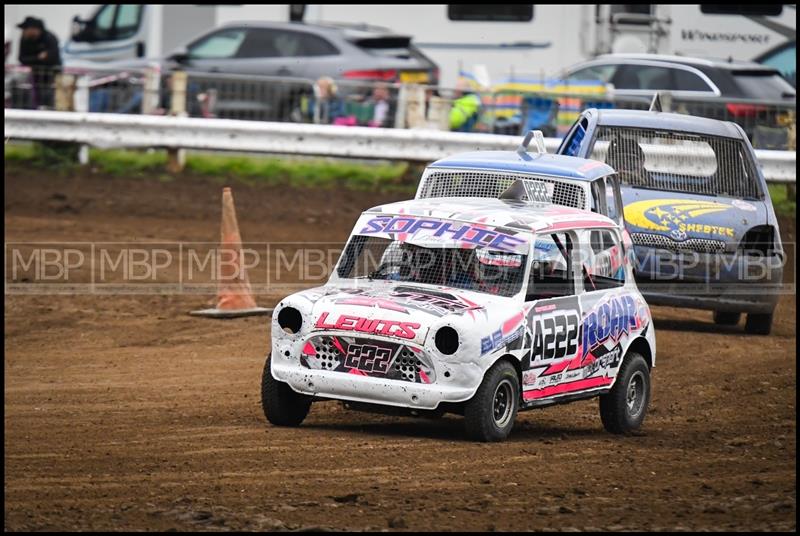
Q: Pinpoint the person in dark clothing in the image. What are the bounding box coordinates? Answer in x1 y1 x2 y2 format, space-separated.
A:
17 16 62 109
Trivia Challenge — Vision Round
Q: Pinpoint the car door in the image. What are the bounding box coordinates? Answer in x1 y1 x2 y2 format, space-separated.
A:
575 228 630 385
519 231 585 403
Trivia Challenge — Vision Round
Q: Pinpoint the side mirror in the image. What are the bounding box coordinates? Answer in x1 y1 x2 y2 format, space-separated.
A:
167 47 190 64
71 16 88 40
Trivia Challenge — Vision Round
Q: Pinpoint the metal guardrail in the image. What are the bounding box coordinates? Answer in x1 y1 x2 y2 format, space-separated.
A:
4 109 795 184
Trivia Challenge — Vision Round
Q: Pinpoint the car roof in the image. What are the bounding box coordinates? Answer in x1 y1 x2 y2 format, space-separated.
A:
589 109 745 139
365 197 617 233
427 151 614 181
589 53 780 72
218 20 407 39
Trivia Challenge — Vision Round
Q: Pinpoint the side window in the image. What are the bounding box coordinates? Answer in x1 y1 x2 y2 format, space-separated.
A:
613 64 674 90
86 5 143 42
566 64 616 84
582 229 625 291
272 30 304 57
298 33 340 56
589 179 604 214
189 29 247 59
561 118 588 157
238 29 339 59
760 44 795 84
93 5 116 41
603 175 620 222
673 69 714 92
526 233 574 301
237 29 281 58
114 5 144 40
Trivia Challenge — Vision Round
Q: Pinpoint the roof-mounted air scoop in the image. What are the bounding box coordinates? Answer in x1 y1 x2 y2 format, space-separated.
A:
516 130 547 157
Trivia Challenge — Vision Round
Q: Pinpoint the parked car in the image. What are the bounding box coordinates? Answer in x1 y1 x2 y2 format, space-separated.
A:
561 53 796 142
563 53 795 100
754 40 796 87
165 21 438 83
263 194 656 441
66 21 438 120
557 108 784 334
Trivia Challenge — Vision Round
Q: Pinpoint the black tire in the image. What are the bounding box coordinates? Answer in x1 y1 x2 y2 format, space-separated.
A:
599 353 650 435
261 354 312 427
745 312 773 335
463 360 520 442
713 311 741 326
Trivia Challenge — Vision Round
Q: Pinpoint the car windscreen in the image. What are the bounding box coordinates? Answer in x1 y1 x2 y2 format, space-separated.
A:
336 235 526 298
731 70 796 99
590 126 763 200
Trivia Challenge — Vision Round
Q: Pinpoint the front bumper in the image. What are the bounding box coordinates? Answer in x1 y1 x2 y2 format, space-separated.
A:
271 334 481 411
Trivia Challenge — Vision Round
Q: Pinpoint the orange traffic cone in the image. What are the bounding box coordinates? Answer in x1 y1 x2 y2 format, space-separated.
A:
190 187 272 319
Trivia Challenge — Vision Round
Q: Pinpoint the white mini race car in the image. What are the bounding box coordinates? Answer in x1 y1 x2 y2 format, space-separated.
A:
262 185 656 441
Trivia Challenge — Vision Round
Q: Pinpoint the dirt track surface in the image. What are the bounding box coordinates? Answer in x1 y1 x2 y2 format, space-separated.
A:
4 164 796 531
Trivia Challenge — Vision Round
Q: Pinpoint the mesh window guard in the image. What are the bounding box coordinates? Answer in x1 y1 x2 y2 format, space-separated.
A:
418 169 588 210
591 126 763 199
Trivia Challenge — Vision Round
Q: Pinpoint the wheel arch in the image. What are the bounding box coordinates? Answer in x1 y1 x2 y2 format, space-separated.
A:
490 353 523 390
626 336 654 369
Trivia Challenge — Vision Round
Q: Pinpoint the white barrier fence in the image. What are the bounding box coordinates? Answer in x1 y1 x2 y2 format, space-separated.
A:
4 109 796 184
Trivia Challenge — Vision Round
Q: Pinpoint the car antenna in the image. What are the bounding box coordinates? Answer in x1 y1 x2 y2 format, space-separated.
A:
516 130 546 156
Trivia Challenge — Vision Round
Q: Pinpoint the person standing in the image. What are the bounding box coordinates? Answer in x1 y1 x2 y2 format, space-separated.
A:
17 16 61 109
449 79 482 132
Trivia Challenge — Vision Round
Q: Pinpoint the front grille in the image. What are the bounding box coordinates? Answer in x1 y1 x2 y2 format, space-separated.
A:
631 232 726 253
301 335 435 384
418 169 587 210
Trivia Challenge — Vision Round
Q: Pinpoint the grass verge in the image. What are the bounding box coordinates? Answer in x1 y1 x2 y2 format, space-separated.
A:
768 183 796 218
4 143 417 194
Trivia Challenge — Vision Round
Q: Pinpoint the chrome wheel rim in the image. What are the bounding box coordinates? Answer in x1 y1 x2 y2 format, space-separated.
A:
626 370 646 419
493 379 515 428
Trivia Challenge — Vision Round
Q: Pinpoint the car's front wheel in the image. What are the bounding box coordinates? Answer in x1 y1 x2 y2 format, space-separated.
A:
261 354 312 427
463 360 520 442
599 353 650 435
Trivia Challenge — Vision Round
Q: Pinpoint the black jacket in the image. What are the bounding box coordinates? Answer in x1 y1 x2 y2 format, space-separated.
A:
18 30 62 67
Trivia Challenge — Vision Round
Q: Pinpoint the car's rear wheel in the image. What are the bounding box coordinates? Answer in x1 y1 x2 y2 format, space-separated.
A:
713 311 741 326
745 312 773 335
463 360 519 442
599 353 650 435
261 354 312 426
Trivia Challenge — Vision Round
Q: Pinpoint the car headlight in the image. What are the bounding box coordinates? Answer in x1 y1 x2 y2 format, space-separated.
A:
277 306 303 335
434 326 459 355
